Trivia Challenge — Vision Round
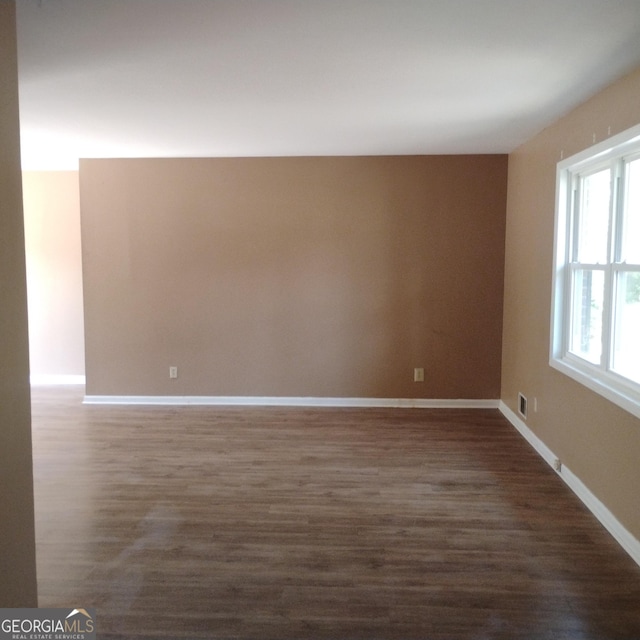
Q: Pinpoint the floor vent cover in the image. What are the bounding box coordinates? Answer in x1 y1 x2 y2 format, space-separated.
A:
518 392 528 419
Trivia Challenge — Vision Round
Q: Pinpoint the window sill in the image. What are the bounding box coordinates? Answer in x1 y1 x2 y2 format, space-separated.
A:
550 357 640 420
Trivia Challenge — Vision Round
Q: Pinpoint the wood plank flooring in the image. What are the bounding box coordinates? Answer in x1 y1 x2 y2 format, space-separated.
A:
31 386 640 639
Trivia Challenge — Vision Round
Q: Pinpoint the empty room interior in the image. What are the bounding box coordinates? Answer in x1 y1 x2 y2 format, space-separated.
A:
3 1 640 638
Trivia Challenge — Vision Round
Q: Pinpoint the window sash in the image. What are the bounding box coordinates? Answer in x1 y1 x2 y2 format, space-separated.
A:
551 123 640 419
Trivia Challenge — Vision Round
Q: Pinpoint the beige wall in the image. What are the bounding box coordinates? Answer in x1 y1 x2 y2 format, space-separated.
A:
0 1 38 607
23 171 85 379
502 66 640 540
80 155 507 399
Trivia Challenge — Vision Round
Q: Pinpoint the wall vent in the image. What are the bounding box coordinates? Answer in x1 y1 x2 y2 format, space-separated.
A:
518 392 528 419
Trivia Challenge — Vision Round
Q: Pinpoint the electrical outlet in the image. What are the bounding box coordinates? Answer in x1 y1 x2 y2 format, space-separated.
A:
413 367 424 382
169 366 178 379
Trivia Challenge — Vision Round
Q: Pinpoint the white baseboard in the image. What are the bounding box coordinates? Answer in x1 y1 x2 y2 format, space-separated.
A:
83 395 499 409
499 400 640 568
31 374 86 385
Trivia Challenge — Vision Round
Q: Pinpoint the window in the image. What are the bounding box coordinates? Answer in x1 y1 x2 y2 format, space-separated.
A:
551 123 640 419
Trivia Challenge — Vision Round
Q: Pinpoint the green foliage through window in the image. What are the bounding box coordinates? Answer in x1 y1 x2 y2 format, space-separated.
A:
626 272 640 304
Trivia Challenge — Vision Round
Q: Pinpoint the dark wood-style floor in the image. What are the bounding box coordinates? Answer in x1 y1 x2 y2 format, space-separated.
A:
31 386 640 640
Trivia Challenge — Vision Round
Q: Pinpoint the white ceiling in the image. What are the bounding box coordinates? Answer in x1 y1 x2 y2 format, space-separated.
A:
16 0 640 170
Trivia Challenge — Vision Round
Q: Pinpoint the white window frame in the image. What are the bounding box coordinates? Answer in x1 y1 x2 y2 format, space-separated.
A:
550 122 640 420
